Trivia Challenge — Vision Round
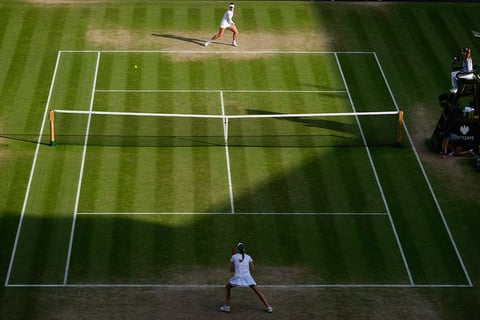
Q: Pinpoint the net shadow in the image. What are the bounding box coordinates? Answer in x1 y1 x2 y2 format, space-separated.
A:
50 134 381 148
50 109 401 148
0 134 50 146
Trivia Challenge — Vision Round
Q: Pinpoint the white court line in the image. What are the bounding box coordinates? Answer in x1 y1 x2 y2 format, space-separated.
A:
220 90 235 214
334 53 414 286
372 52 473 287
4 283 471 288
4 51 63 287
76 212 388 216
95 89 347 93
60 50 376 54
63 51 102 285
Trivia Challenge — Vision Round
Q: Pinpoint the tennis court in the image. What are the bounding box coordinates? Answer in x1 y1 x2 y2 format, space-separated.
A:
5 50 470 289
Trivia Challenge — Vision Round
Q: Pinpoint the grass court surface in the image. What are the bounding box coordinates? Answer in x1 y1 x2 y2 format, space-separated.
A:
1 1 480 319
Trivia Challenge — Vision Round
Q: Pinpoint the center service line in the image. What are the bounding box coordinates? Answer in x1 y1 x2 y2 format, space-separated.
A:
220 91 235 214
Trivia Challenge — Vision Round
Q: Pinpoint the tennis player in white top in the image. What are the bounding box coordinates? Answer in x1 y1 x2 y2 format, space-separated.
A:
220 243 273 313
205 3 239 47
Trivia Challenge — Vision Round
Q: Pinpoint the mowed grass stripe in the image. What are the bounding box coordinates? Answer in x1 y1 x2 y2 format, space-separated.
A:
373 11 422 101
293 6 315 31
223 53 377 213
86 53 231 213
240 2 317 33
265 6 283 31
0 8 37 124
406 8 453 90
20 8 70 132
337 51 469 283
226 54 297 213
424 8 459 58
370 147 469 284
8 55 98 283
230 145 384 213
230 148 277 213
10 147 83 284
458 6 480 46
67 214 407 285
0 5 19 114
338 54 395 112
54 53 99 115
115 56 138 212
131 4 147 30
9 1 470 288
119 63 143 211
159 7 174 30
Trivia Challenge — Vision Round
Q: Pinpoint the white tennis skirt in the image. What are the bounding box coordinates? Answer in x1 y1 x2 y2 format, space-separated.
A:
229 275 256 287
220 20 231 29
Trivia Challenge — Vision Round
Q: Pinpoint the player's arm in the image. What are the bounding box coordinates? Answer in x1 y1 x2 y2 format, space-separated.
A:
249 261 255 273
229 261 235 272
227 12 235 25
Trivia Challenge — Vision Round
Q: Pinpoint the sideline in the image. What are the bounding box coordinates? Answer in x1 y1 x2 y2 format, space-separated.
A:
4 51 63 287
373 52 472 287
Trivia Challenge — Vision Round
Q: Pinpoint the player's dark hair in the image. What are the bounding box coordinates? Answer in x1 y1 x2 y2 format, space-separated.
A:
237 242 245 262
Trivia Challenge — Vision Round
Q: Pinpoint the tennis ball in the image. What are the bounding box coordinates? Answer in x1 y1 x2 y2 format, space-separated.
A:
134 65 138 69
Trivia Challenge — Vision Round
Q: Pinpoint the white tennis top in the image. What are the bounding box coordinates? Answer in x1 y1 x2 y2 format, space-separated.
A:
231 253 252 276
229 253 256 286
463 57 473 72
220 9 234 28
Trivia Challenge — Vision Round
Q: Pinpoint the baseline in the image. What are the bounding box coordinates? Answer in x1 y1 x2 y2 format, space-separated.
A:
76 212 388 216
5 283 470 289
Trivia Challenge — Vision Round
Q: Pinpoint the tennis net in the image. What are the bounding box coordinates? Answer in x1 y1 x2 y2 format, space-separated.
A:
47 109 404 148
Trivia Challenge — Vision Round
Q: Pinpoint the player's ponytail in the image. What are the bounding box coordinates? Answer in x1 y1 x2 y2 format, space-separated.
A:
237 242 245 262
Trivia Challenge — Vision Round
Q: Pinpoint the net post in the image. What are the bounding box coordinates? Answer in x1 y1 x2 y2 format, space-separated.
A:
49 110 56 146
396 111 404 145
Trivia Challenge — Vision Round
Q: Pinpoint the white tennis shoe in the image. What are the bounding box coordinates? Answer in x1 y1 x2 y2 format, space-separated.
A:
220 305 231 313
266 306 273 313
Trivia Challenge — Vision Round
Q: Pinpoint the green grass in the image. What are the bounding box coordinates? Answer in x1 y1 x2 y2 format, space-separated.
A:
2 1 480 319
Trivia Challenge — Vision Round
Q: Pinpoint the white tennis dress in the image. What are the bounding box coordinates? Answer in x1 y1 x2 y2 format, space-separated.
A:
229 253 256 287
219 9 234 28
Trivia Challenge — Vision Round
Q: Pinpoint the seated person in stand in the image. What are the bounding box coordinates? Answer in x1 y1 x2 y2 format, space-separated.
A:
451 47 473 93
441 132 475 157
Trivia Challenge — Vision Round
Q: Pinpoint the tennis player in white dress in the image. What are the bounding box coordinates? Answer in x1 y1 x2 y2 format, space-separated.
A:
205 3 239 47
220 243 273 313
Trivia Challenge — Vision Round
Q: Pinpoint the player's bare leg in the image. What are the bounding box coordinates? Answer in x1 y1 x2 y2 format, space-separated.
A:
250 285 273 312
205 28 226 46
220 283 233 313
225 283 232 305
228 25 238 46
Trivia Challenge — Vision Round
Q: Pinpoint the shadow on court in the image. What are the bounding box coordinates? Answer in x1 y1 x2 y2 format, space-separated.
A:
0 134 49 146
151 33 206 46
151 33 234 47
245 109 358 133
